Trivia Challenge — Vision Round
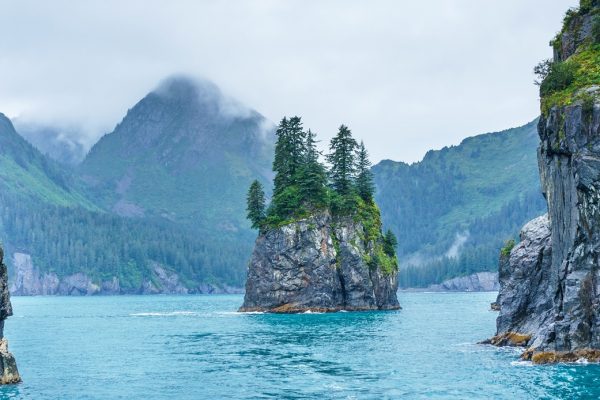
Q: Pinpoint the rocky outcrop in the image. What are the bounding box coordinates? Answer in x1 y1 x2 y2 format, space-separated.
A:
492 2 600 362
0 246 20 384
427 272 499 292
240 212 400 313
493 215 553 342
9 252 242 295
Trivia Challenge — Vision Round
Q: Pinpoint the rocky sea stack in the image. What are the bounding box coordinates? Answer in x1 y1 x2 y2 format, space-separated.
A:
0 246 20 384
240 116 400 313
240 212 400 313
491 0 600 363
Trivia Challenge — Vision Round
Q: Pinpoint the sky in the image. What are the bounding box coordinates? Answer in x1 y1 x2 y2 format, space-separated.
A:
0 0 577 163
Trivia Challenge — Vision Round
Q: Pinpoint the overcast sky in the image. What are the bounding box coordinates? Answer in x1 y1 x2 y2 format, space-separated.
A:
0 0 577 163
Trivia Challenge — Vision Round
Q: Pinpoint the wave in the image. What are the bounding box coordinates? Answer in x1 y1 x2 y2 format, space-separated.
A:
130 311 197 317
510 360 533 367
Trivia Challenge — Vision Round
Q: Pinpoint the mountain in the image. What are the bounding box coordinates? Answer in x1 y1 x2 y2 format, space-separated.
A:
373 119 547 288
0 75 547 294
0 77 275 294
0 114 94 208
12 121 88 166
80 76 274 231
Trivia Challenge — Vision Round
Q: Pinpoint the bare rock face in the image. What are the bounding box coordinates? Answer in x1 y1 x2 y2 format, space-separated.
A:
494 215 554 347
0 246 20 384
490 2 600 363
240 212 400 313
428 272 499 292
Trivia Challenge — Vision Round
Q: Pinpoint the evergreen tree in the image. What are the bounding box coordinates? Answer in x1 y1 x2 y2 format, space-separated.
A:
246 180 266 229
298 130 328 208
383 229 398 257
355 141 375 202
327 125 358 196
272 116 307 198
287 116 307 175
272 117 291 198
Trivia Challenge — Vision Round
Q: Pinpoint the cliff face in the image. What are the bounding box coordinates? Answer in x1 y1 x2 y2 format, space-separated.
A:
0 246 20 384
493 2 600 362
240 212 400 313
8 253 242 296
426 272 499 292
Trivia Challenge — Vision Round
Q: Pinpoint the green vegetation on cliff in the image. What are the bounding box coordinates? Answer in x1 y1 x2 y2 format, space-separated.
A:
537 0 600 114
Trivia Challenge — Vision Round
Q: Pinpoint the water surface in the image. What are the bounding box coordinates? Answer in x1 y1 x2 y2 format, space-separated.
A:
1 293 599 399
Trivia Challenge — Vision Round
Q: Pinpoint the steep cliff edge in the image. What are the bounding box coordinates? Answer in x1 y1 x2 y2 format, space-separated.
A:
240 212 399 312
0 246 20 384
492 1 600 362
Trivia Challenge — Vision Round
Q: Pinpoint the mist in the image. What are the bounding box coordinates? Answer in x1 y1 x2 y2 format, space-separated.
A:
0 0 577 163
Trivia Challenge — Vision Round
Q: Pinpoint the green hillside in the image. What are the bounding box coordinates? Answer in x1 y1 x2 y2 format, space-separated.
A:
373 120 547 287
0 77 274 291
0 114 95 209
80 77 274 232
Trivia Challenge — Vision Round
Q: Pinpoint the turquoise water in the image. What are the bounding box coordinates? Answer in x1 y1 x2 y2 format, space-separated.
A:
0 293 599 399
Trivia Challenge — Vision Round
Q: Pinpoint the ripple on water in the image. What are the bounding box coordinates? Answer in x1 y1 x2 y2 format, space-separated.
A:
3 293 600 399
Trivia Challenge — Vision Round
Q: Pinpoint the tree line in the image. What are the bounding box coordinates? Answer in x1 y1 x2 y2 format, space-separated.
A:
246 116 397 257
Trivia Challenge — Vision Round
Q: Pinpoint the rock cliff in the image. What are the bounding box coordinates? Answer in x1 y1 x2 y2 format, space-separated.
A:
426 272 499 292
492 1 600 362
8 253 242 296
0 246 20 384
240 212 400 313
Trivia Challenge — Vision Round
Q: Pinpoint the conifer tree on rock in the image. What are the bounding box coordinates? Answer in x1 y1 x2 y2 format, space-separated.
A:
298 130 328 209
246 180 266 229
355 140 375 203
327 125 358 196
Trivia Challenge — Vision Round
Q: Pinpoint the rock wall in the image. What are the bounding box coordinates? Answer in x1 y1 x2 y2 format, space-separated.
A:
427 272 499 292
0 246 20 384
240 212 400 313
493 3 600 361
8 253 242 296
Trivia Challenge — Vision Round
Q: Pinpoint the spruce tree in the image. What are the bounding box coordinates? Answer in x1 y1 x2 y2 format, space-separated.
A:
355 141 375 202
298 130 328 208
246 180 266 229
327 125 358 196
272 117 291 198
384 229 398 257
287 116 307 176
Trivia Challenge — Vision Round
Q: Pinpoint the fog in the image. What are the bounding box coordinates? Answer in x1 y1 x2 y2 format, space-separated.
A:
0 0 577 163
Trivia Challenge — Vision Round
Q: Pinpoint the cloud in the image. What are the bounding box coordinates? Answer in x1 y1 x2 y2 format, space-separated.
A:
0 0 577 163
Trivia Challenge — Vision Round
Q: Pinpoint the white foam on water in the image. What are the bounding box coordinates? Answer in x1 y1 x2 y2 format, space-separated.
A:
220 311 265 315
130 311 197 317
511 360 533 367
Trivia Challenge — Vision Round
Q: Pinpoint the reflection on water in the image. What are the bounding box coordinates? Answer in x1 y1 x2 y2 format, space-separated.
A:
0 293 598 399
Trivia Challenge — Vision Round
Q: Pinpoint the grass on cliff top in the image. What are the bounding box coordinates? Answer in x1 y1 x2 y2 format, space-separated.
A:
542 44 600 114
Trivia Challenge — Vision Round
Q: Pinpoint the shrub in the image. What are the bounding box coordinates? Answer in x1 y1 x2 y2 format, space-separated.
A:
500 239 516 258
539 61 577 97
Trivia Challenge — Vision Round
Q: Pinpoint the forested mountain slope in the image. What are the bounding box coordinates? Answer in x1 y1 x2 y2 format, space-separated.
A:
0 78 274 293
80 76 274 231
373 120 547 287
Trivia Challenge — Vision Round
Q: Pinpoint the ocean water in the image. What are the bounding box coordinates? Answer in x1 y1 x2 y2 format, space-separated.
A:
0 293 599 399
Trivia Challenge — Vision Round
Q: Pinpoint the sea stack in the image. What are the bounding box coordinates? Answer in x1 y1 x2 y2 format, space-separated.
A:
240 211 400 313
491 0 600 363
0 245 20 383
240 117 400 313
